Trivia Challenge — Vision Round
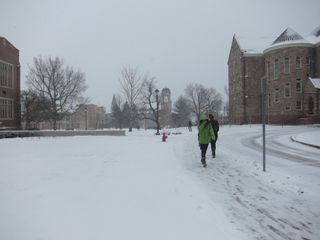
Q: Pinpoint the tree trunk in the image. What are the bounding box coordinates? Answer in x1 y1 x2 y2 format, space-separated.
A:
53 119 57 130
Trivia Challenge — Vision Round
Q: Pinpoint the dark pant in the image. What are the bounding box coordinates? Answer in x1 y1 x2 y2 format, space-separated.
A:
210 134 218 156
210 139 216 156
200 144 209 159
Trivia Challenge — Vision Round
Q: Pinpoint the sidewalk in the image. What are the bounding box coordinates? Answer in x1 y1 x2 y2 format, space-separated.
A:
290 129 320 149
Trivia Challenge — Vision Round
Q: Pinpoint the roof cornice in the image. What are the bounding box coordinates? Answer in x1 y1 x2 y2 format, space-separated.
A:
263 42 314 54
243 53 264 57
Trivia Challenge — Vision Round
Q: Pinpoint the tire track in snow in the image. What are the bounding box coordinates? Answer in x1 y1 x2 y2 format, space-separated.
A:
241 129 320 167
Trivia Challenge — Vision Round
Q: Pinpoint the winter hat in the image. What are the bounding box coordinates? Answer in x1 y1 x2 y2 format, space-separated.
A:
199 114 208 121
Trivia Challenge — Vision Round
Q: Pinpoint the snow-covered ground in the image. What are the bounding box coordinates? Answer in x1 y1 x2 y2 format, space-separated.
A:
0 125 319 240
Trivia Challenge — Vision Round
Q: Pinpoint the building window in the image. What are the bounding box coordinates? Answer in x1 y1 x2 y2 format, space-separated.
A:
268 93 271 107
0 97 14 120
296 101 302 110
296 79 302 93
284 83 291 97
275 88 280 103
285 105 291 111
274 59 280 80
296 56 302 69
284 57 290 74
0 60 14 88
306 56 310 65
267 61 271 80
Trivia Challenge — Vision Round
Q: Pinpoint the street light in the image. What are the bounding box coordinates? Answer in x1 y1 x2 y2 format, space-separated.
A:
155 89 160 135
245 95 252 127
242 82 249 124
245 94 249 125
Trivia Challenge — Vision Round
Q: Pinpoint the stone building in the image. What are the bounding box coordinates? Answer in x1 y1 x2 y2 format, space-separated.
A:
160 87 172 127
228 26 320 124
161 87 172 113
34 104 106 130
0 37 21 129
73 104 106 130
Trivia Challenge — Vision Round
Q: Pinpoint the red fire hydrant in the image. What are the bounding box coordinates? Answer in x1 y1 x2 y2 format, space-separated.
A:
162 132 168 142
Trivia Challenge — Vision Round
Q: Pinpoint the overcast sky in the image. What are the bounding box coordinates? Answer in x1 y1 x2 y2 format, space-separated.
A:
1 0 320 111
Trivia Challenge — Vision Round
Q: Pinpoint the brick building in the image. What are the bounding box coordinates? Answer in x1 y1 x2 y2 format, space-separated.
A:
228 26 320 124
0 37 21 129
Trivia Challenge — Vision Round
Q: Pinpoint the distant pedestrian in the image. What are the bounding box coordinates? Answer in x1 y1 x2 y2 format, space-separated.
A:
198 114 215 167
209 114 219 158
188 120 192 132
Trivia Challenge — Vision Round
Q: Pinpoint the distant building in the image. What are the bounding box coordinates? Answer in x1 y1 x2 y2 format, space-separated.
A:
161 87 172 113
0 37 21 129
228 26 320 124
160 87 172 127
35 104 106 130
73 104 106 130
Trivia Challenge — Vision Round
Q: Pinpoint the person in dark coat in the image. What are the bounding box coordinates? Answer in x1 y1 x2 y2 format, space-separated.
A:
209 114 219 158
188 120 192 132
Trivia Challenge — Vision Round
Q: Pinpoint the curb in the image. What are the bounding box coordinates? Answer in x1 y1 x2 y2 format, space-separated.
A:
290 136 320 149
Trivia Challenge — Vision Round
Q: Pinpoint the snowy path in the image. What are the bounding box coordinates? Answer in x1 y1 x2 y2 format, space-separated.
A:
0 132 245 240
182 125 320 240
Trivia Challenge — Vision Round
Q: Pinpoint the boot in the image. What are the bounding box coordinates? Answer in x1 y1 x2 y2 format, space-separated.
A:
201 157 207 167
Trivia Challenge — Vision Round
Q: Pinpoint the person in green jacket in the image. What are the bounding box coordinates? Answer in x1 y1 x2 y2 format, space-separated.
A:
198 114 215 167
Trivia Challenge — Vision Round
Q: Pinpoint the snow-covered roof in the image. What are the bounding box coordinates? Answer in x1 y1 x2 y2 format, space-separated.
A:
237 26 320 55
272 28 305 45
235 36 274 55
306 26 320 45
0 36 19 51
311 26 320 37
309 78 320 89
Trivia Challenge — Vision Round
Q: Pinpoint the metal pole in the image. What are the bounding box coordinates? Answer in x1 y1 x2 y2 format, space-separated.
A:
156 94 160 135
261 77 266 172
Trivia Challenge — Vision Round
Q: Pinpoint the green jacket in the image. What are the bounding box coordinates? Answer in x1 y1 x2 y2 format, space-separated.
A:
198 115 215 144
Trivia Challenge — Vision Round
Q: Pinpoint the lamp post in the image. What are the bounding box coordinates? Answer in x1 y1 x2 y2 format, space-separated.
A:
245 94 249 125
155 89 160 135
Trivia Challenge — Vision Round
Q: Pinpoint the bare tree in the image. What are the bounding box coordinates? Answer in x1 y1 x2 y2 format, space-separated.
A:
184 83 208 122
139 77 160 130
118 66 144 132
172 95 192 127
205 88 223 117
26 56 87 129
184 83 222 123
20 90 51 129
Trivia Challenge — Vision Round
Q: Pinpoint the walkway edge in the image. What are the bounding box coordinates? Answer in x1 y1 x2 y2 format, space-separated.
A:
290 136 320 149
